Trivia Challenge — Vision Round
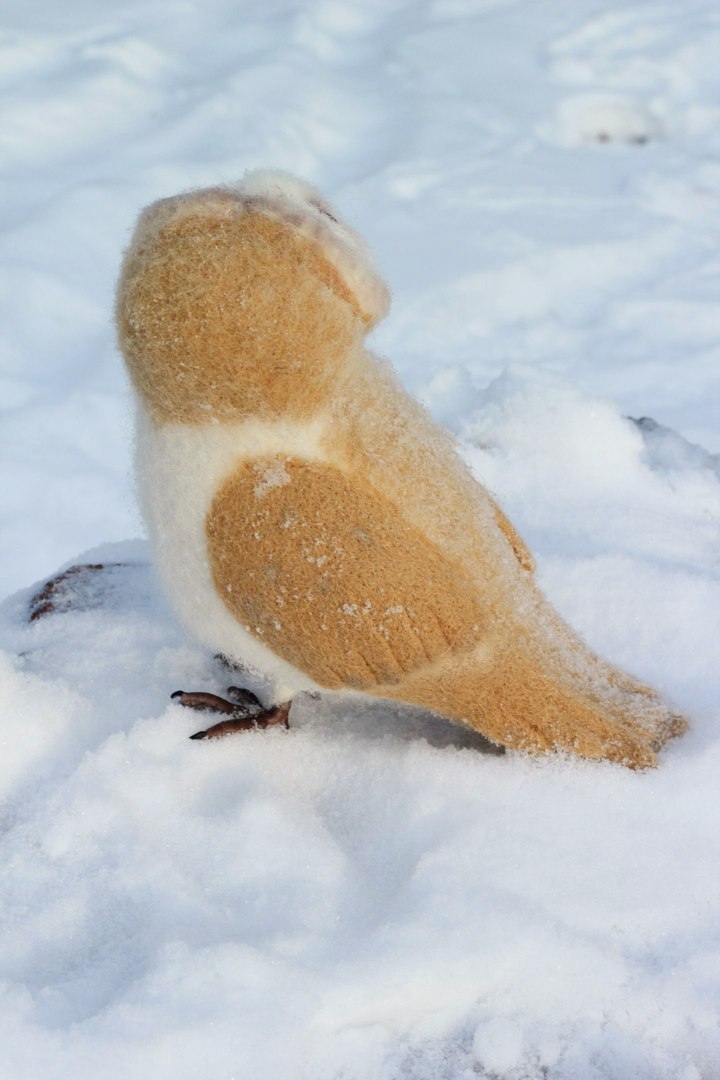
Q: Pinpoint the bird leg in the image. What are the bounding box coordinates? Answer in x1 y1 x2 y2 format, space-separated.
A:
171 686 291 739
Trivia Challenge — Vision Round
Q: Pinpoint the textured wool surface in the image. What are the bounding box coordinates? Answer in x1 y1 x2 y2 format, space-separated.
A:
206 454 489 688
117 206 362 425
117 174 683 767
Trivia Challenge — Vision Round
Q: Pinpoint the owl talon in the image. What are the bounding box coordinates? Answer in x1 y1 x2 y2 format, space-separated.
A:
188 701 291 740
171 687 290 739
170 690 242 715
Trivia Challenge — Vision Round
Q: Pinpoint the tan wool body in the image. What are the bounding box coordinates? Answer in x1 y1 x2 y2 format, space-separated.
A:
116 170 685 768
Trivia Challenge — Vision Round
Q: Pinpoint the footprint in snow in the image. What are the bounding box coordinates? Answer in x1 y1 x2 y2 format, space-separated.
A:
544 95 663 147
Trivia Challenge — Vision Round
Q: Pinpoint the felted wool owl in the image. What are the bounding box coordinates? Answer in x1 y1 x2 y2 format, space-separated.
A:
115 170 685 767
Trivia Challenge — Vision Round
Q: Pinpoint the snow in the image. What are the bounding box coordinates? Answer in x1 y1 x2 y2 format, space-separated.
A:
1 0 718 1077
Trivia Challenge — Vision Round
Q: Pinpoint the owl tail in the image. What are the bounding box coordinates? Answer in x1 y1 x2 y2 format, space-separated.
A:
384 594 685 768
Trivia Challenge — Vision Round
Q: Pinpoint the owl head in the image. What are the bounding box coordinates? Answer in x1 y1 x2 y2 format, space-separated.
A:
116 170 390 425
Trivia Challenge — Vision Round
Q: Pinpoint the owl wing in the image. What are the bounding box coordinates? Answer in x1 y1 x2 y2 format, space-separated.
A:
205 455 490 691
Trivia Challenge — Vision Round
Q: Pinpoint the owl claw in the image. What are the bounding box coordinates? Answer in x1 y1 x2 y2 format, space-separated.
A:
171 690 241 715
171 687 291 739
188 702 291 740
225 686 264 711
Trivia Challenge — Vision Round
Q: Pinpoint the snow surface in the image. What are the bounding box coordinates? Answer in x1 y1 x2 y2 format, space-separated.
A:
1 0 719 1077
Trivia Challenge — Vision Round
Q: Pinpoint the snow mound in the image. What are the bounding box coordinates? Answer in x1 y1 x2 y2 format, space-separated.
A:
631 416 720 481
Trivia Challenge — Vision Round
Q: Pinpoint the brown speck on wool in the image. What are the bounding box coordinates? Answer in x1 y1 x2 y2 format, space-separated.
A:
116 173 687 766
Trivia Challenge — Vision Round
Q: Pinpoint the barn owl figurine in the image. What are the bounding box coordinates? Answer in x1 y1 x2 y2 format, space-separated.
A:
115 170 684 767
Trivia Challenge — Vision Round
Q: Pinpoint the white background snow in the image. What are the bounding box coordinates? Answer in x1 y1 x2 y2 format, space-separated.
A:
1 0 719 1077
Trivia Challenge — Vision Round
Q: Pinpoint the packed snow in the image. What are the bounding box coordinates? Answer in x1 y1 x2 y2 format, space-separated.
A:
1 0 719 1077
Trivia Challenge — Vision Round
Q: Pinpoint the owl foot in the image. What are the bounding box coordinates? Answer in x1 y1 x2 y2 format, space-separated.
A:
171 687 290 739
